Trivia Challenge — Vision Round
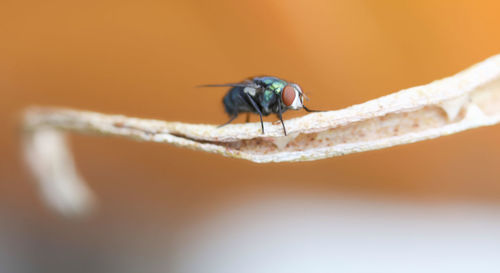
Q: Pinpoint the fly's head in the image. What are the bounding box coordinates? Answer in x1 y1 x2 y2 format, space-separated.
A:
281 83 305 110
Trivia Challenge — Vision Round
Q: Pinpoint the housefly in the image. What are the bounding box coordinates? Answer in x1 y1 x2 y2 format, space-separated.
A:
200 76 321 136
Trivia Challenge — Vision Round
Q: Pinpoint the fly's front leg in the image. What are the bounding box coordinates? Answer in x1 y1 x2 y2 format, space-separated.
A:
277 99 287 136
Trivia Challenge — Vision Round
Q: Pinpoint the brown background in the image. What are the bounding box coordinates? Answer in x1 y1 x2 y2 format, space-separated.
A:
2 0 500 272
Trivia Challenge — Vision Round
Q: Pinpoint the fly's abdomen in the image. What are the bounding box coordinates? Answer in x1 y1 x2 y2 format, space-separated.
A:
222 87 253 115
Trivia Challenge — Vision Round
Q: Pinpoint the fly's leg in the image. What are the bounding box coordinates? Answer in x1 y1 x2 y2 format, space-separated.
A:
245 94 265 134
277 99 287 136
245 113 250 123
303 105 323 112
218 114 238 128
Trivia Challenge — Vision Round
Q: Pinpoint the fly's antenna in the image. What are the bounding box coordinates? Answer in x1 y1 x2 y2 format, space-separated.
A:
299 89 323 112
302 92 310 101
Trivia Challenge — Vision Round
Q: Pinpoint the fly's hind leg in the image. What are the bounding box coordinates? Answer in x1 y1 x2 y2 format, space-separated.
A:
218 114 238 128
245 113 250 123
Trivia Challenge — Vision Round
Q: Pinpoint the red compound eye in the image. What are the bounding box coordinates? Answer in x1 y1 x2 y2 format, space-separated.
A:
282 85 296 106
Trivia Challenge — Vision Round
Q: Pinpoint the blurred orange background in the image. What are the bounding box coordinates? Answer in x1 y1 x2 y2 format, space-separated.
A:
2 0 500 272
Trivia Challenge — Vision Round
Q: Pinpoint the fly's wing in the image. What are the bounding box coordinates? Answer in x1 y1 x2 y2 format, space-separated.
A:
198 83 251 88
198 80 263 97
197 80 259 89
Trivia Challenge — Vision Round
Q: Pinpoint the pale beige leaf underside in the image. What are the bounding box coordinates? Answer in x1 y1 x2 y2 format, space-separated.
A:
22 54 500 214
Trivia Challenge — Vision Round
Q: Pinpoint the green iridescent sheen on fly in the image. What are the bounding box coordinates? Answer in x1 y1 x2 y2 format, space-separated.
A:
270 80 286 93
200 76 321 135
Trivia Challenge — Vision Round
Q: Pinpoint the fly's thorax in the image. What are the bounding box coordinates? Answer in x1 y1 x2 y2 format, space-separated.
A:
263 89 274 101
260 89 277 114
270 80 286 94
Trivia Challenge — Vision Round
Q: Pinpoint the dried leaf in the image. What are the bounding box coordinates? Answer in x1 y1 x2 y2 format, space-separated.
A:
22 54 500 214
